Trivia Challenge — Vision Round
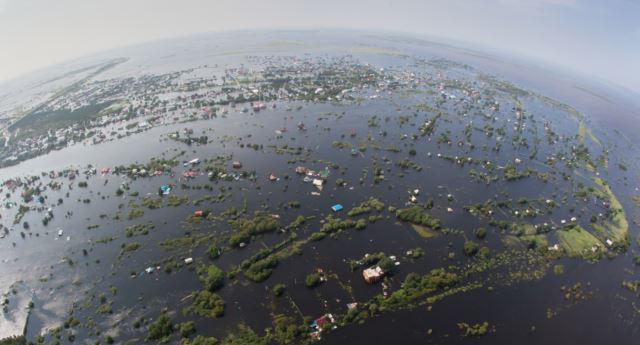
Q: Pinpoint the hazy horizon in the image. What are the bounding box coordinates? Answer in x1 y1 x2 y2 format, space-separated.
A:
1 0 638 92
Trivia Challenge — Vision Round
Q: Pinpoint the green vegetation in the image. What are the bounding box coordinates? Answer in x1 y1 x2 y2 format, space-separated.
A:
11 102 117 140
207 244 222 260
141 197 162 209
183 335 219 345
161 233 213 250
272 284 286 297
396 206 442 229
320 216 358 234
348 252 393 271
178 321 196 338
168 194 189 207
593 178 629 246
407 247 425 258
463 241 479 256
127 206 145 220
310 232 327 241
219 324 266 345
553 264 564 275
228 214 279 246
305 273 322 288
458 322 490 337
198 264 225 291
184 290 225 318
347 197 385 217
147 313 174 342
244 257 278 282
503 164 532 181
557 225 603 260
372 268 459 311
125 223 154 237
119 242 141 257
411 224 437 238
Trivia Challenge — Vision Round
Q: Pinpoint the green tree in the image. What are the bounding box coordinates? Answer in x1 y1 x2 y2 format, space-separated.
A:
305 273 322 288
147 313 174 342
463 241 479 256
198 264 225 291
178 321 196 338
183 290 225 318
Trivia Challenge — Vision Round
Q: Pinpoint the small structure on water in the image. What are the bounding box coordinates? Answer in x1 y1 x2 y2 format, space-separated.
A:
363 266 384 284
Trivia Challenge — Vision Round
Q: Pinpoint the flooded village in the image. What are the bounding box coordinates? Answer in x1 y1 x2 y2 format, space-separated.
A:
0 32 639 345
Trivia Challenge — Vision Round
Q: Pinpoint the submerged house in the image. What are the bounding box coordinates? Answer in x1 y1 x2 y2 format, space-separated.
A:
309 313 335 340
310 313 335 338
311 314 333 330
363 266 384 284
183 170 198 178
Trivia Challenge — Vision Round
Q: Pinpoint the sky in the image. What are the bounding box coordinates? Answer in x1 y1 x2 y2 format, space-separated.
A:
0 0 638 92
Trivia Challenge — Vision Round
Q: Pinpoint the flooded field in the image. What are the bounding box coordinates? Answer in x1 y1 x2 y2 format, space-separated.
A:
1 31 639 345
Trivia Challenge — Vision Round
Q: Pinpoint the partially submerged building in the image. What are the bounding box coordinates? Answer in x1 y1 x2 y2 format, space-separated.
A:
363 266 384 284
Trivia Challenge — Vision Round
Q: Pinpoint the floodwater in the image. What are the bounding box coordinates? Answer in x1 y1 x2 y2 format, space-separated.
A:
1 31 639 344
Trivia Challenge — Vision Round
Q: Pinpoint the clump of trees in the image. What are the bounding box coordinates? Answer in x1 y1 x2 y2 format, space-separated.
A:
305 273 322 288
320 216 357 234
272 283 286 297
197 264 225 291
244 256 279 282
310 232 326 241
272 314 307 344
347 252 396 273
376 269 460 310
463 241 479 256
458 321 490 337
147 313 174 342
182 335 219 345
395 207 441 229
207 244 222 260
183 291 225 318
178 321 196 338
228 214 280 246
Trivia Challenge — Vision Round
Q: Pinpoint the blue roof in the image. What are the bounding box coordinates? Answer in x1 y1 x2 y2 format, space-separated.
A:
331 204 343 212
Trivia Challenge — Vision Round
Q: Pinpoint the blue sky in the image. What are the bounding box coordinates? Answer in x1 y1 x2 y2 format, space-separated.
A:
0 0 638 92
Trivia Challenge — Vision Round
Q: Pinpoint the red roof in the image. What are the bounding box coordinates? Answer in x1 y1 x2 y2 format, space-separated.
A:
183 171 198 178
315 315 330 329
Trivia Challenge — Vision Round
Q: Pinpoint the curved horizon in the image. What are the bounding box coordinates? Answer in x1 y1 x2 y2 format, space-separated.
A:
1 0 638 92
